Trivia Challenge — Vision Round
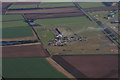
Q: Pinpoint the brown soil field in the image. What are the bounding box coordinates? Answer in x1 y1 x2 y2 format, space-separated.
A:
2 43 50 58
52 55 119 78
6 6 118 15
6 7 80 14
2 2 12 14
24 12 85 19
85 6 118 12
2 2 12 9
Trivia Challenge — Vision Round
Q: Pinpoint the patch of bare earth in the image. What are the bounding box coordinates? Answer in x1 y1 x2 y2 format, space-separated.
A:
52 55 118 78
2 43 50 58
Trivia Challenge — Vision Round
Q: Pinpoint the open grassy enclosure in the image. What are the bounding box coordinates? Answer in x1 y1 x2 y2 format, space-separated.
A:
2 20 34 39
3 21 28 28
34 16 118 55
3 58 67 78
2 14 24 21
39 2 74 8
2 26 33 38
8 3 40 9
34 27 55 44
2 14 34 39
78 2 105 8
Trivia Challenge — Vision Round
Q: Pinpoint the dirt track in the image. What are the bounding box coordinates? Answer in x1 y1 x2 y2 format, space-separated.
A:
46 58 75 79
2 43 50 58
52 55 119 78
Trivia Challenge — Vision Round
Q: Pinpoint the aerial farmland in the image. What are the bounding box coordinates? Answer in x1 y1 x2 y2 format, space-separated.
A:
34 16 118 55
1 2 119 79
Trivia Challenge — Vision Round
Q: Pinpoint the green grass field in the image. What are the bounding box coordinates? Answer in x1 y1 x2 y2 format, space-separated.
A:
34 27 55 44
39 2 74 8
78 2 105 8
9 4 40 9
34 16 118 55
3 58 67 78
3 21 28 28
3 26 33 38
2 15 24 21
2 20 34 38
35 17 96 33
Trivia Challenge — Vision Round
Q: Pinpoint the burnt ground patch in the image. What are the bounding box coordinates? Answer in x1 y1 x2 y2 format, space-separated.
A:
2 43 50 58
52 55 119 78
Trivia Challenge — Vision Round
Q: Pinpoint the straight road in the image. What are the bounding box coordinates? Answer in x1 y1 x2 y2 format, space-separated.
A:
73 2 120 49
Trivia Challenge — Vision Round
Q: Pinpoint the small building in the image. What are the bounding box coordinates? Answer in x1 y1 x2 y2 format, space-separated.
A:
25 19 40 26
56 34 63 38
111 21 120 24
29 22 40 26
25 19 34 22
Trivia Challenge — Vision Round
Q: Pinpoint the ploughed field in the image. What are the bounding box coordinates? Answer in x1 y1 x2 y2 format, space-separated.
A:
24 12 85 19
2 2 12 14
2 43 49 58
7 7 80 14
23 6 118 20
3 58 67 78
34 16 118 55
7 6 118 14
52 55 118 78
